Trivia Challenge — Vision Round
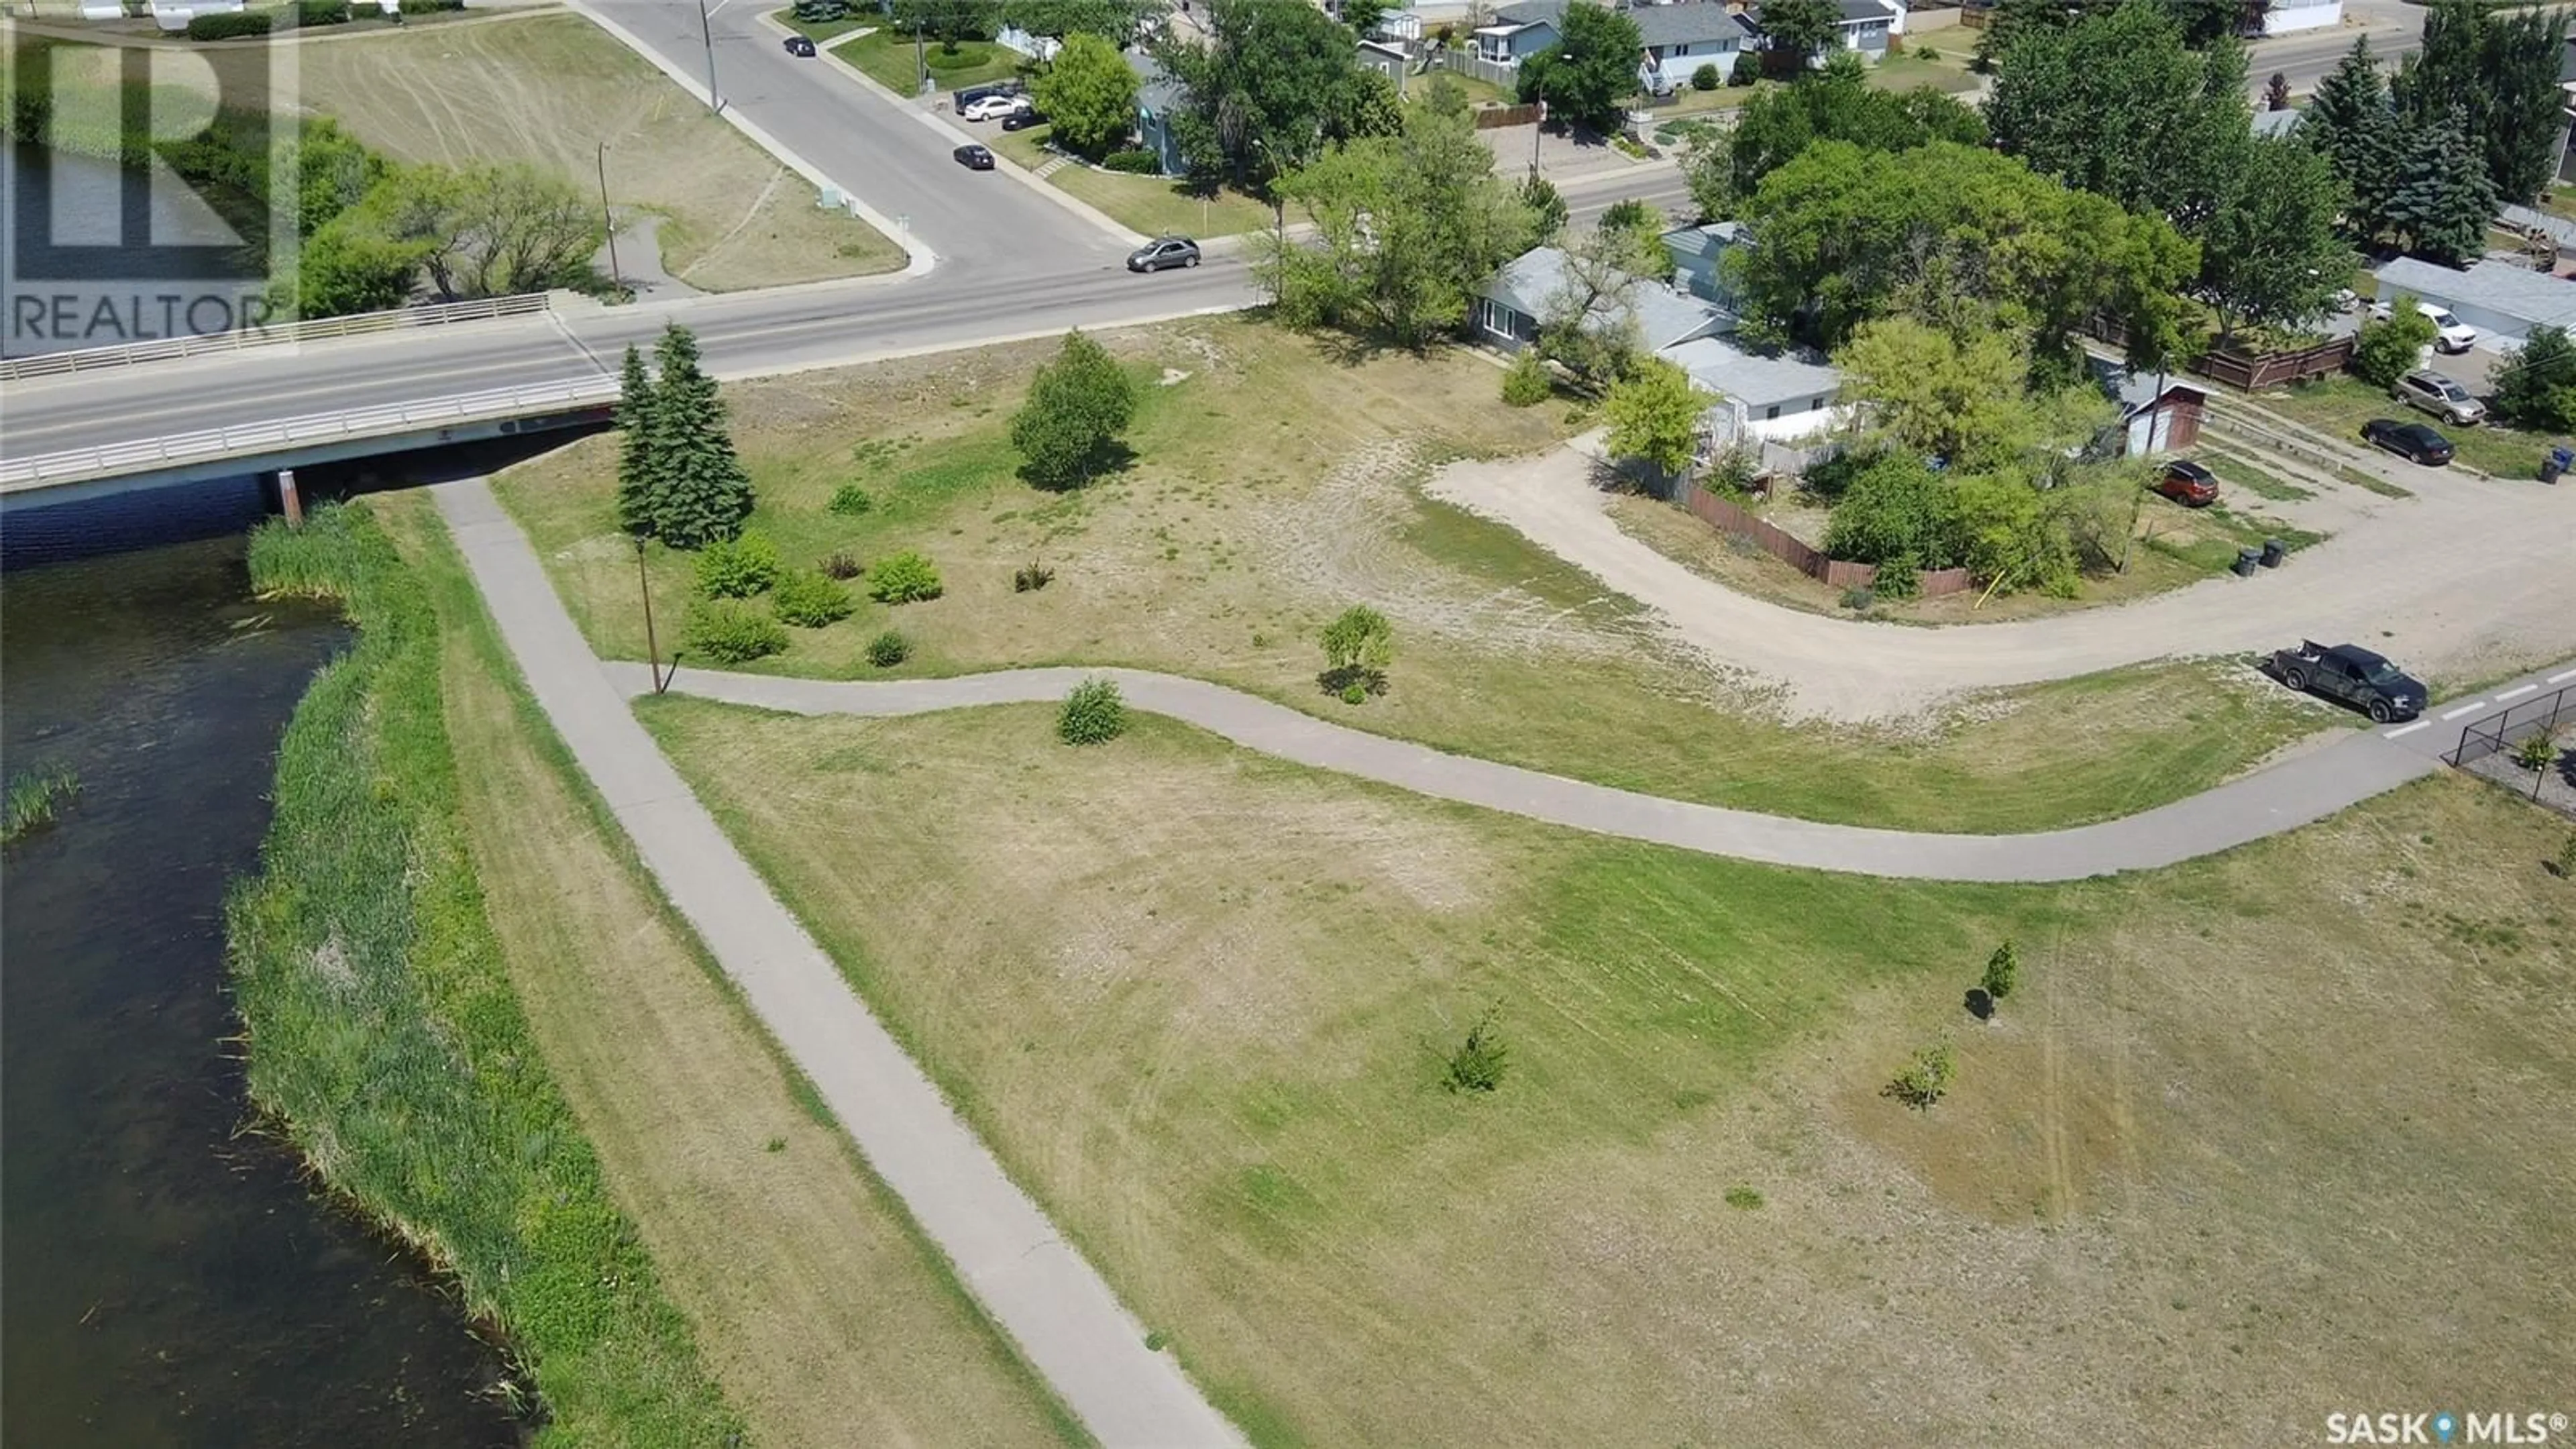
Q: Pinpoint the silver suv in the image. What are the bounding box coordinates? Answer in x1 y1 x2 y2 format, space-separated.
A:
2392 369 2486 427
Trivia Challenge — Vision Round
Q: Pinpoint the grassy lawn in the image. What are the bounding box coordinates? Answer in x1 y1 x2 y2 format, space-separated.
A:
2196 449 2314 502
291 12 904 290
833 30 1022 95
987 127 1278 238
494 319 2330 835
647 697 2576 1448
773 5 871 42
380 494 1086 1449
1867 49 1981 94
2258 374 2564 479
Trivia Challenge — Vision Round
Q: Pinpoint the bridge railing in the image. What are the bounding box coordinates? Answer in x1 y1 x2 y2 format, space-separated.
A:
0 294 557 382
1 374 620 491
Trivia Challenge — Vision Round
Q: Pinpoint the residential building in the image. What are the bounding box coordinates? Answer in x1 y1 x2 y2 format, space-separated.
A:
1357 38 1412 93
1631 4 1760 93
1661 221 1750 316
1128 51 1189 176
1750 0 1898 64
1474 244 1843 442
1473 0 1562 66
2371 256 2576 346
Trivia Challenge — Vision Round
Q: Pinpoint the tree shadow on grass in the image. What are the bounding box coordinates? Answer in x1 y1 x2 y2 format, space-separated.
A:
1016 439 1136 492
1316 665 1389 699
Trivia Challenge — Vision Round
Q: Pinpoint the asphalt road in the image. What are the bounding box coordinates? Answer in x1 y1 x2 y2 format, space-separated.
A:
2249 11 2420 97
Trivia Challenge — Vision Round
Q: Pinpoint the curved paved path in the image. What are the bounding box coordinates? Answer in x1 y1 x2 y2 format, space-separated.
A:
621 664 2457 885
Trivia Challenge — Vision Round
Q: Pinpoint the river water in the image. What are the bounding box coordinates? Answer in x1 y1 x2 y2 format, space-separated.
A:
1 535 524 1446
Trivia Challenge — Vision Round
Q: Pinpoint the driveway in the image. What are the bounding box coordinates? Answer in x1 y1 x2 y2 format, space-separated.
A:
1424 437 2576 720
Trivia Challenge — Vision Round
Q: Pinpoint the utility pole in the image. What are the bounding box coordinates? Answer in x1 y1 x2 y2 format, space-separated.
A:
636 536 667 693
596 142 623 294
696 0 721 111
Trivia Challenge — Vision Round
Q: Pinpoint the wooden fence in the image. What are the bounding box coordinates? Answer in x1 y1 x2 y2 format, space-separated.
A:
1678 484 1974 598
2194 336 2354 389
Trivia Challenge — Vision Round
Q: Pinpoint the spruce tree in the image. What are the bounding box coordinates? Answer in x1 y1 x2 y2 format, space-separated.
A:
613 343 659 538
645 323 755 548
2302 38 2398 236
2381 107 2496 266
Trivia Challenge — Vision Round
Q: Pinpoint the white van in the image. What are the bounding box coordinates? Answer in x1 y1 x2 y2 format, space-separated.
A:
2371 298 2479 354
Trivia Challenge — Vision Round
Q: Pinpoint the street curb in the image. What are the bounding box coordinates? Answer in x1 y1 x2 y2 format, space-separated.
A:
759 11 1148 248
695 303 1248 386
564 0 938 278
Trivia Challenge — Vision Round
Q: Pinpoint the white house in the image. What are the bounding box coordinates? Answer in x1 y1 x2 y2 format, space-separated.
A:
1474 245 1843 443
2259 0 2341 36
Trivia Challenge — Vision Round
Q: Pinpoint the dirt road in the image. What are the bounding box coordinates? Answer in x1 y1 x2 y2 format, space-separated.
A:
1424 441 2576 721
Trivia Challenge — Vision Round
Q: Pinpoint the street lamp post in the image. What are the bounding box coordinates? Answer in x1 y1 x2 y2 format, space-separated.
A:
596 142 624 294
695 0 721 111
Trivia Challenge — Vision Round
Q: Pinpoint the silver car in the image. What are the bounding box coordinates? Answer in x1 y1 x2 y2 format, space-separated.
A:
2392 369 2485 427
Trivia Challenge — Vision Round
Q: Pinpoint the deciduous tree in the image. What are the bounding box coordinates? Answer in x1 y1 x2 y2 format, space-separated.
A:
1602 358 1707 479
1833 317 2035 468
1752 0 1842 74
1688 52 1983 215
2351 294 2437 386
1514 1 1644 133
1010 329 1139 488
2195 133 2353 339
1033 32 1140 157
1154 0 1387 186
2491 324 2576 431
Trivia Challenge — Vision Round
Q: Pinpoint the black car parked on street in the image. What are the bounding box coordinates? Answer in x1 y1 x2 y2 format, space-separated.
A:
2360 417 2455 466
2265 640 2428 722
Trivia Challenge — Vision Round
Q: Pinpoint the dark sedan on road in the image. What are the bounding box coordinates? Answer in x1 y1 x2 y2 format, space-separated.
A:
2149 458 2219 506
782 34 816 56
1126 236 1201 272
2361 418 2454 466
953 144 995 171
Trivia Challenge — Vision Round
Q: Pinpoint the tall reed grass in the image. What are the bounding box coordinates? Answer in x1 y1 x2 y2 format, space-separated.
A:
231 505 740 1443
3 767 81 843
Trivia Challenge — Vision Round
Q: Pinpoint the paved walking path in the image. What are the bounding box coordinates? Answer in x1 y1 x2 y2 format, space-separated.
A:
624 664 2474 884
433 480 1246 1449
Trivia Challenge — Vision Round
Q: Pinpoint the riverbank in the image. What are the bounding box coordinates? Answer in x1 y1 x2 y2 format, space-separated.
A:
227 504 740 1442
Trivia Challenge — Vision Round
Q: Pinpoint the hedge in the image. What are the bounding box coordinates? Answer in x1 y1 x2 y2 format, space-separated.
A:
186 11 274 40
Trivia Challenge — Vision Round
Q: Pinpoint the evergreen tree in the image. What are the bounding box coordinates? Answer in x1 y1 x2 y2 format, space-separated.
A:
2300 36 2400 236
2393 0 2571 207
2381 106 2497 266
613 343 659 537
644 323 755 547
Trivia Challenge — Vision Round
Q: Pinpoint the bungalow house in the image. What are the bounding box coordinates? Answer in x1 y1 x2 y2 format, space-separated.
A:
2371 255 2576 347
1661 220 1751 315
1472 0 1561 67
1128 51 1189 177
1475 244 1843 441
1357 38 1411 93
1750 0 1898 64
1470 1 1762 93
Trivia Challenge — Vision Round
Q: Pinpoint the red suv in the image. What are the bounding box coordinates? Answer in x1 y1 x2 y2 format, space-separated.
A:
2149 459 2219 506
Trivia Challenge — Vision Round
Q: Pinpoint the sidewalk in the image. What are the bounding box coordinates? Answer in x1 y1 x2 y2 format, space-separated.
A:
432 479 1244 1449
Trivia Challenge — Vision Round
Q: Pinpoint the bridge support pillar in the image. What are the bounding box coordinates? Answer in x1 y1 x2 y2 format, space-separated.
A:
276 468 304 527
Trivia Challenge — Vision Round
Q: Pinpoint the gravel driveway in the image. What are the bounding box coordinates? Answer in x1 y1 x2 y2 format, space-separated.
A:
1425 438 2576 721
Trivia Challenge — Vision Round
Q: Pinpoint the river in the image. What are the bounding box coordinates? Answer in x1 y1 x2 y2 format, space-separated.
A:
1 534 526 1446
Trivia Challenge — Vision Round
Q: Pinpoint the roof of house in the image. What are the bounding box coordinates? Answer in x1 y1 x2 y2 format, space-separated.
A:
1633 2 1758 46
1661 221 1748 265
1125 50 1185 112
1661 335 1841 409
2251 107 2304 138
1483 247 1729 352
1357 38 1407 61
2372 256 2576 331
1753 0 1895 25
2502 202 2576 252
1491 0 1564 25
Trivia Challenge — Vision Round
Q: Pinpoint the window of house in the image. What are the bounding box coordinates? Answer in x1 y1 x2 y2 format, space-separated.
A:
1764 404 1780 421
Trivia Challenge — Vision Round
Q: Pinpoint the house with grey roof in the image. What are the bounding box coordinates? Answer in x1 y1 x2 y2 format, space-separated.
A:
1662 221 1750 316
1128 51 1189 176
2251 107 2304 140
1472 0 1563 68
1754 0 1898 64
1475 244 1843 441
2372 256 2576 347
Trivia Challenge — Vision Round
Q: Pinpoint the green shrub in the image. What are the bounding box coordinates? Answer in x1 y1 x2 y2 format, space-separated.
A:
397 0 462 12
1057 677 1127 745
298 0 352 23
1839 584 1875 612
2351 295 2437 388
818 550 863 580
2491 325 2576 432
828 483 875 515
1501 350 1553 407
865 630 911 667
1690 62 1721 91
1318 604 1393 698
1915 44 1940 60
866 550 943 604
692 530 781 598
1722 1185 1764 1210
1729 52 1761 86
187 11 273 39
770 569 856 627
792 0 851 18
1880 1039 1955 1111
922 42 994 71
1981 941 2020 1002
2557 830 2576 881
1013 560 1055 592
1103 150 1162 174
1869 553 1920 601
683 600 789 663
1443 1004 1508 1093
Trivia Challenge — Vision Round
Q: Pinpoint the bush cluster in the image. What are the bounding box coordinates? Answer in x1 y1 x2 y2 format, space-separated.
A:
1013 560 1055 592
1880 1040 1955 1110
1729 52 1761 86
692 530 780 598
398 0 464 13
1690 62 1721 91
299 0 352 23
818 550 863 580
1500 350 1553 407
683 600 789 663
1444 1004 1508 1093
771 569 856 627
828 483 875 516
866 550 943 604
187 11 273 39
1103 150 1162 174
1057 677 1127 745
865 630 911 667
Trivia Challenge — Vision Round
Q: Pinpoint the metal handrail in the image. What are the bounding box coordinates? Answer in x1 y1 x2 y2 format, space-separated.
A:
0 294 555 381
0 374 618 490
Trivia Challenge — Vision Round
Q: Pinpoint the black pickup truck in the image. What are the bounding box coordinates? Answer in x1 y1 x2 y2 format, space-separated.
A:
2266 640 2428 722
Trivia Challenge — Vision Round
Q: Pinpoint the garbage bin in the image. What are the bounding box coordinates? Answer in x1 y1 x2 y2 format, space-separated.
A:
2232 547 2261 577
2259 537 2287 568
2547 445 2573 484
